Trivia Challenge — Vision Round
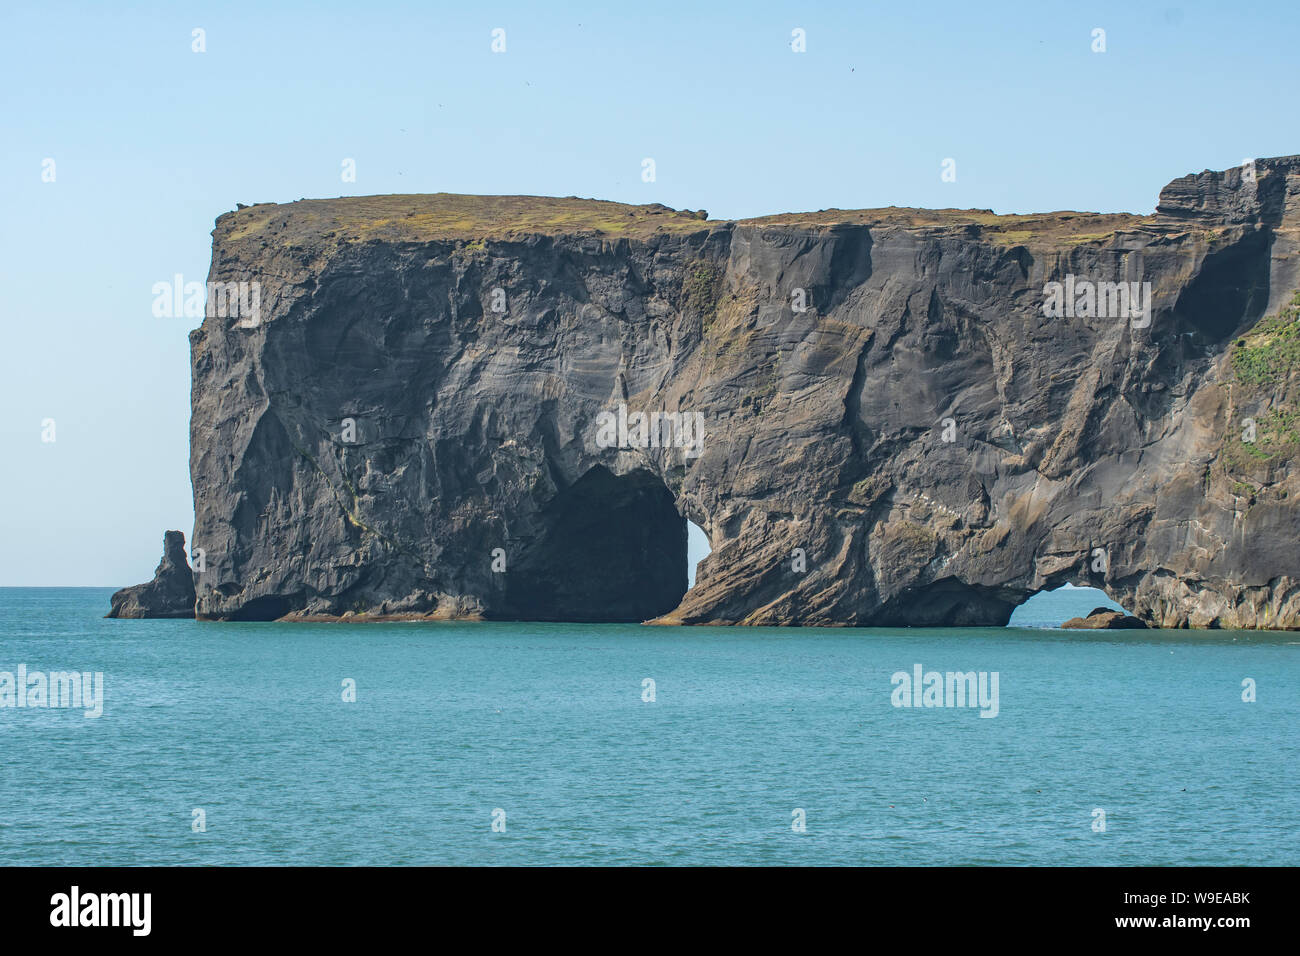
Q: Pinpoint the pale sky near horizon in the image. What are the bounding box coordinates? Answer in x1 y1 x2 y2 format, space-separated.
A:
2 0 1296 586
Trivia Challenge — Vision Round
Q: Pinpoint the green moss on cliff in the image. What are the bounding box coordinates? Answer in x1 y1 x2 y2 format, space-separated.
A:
1216 291 1300 486
1231 291 1300 387
1226 407 1300 464
683 260 723 327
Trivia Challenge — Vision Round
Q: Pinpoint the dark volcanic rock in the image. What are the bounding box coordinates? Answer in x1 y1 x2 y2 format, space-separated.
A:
1060 607 1148 630
186 159 1300 627
107 531 196 619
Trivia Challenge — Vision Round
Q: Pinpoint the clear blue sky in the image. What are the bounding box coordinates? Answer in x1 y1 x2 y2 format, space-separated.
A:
2 0 1295 586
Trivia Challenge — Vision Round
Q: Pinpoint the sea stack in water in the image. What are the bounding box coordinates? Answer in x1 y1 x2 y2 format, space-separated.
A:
1060 607 1148 630
179 157 1300 627
107 531 196 619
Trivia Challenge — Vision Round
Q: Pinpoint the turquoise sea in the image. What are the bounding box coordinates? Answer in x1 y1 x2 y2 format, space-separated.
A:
0 587 1295 866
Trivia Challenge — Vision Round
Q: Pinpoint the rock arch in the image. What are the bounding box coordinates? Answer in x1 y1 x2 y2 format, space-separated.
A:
155 159 1300 627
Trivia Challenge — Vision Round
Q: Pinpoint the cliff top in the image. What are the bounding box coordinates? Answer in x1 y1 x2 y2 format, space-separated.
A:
218 194 715 244
216 157 1300 248
216 192 1162 248
741 207 1155 244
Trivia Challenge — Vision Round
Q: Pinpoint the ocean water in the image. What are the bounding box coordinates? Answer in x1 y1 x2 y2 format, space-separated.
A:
0 587 1295 866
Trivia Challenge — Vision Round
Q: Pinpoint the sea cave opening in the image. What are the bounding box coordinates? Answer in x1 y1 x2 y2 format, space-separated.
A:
501 465 690 623
1006 584 1129 628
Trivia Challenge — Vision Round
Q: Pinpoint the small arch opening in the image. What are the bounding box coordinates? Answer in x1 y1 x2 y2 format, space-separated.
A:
686 520 711 590
1007 583 1128 629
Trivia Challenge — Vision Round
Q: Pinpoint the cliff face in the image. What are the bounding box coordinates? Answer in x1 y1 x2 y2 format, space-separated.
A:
182 157 1300 628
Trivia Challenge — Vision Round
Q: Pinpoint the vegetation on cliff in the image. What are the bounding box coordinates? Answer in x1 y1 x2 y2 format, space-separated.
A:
1216 291 1300 502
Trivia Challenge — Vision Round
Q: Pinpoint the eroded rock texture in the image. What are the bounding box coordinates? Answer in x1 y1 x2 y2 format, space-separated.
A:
183 157 1300 627
107 530 196 619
